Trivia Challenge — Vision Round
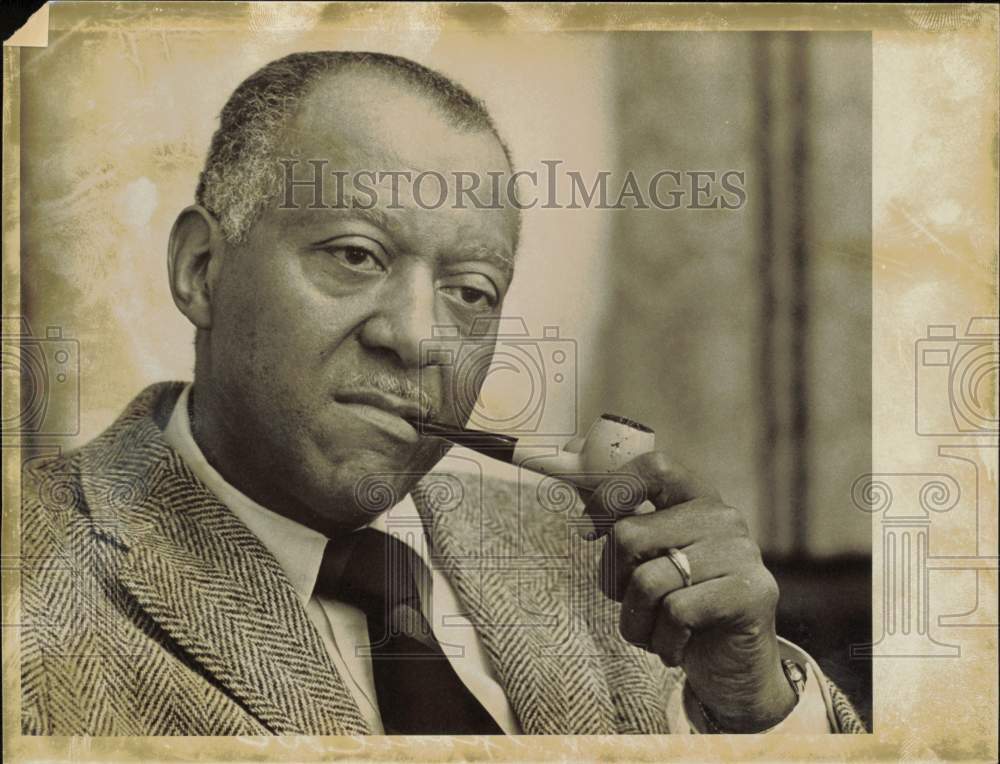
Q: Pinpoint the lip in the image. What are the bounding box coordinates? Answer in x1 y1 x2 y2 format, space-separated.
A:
335 389 427 443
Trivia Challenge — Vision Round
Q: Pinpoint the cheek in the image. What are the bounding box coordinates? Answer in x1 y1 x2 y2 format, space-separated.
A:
209 254 363 405
213 251 298 350
438 342 497 416
209 261 298 396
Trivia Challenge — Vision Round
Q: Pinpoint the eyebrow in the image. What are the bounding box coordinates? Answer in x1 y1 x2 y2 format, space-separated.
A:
448 242 515 279
305 205 516 280
307 203 391 230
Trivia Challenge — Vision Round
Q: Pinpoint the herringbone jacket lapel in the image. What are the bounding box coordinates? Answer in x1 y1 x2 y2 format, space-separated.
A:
411 463 671 734
77 384 369 735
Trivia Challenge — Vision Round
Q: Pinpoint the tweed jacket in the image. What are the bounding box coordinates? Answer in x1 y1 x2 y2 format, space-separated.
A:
20 383 865 735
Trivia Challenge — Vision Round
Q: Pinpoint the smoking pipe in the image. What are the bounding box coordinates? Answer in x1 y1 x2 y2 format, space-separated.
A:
407 413 656 491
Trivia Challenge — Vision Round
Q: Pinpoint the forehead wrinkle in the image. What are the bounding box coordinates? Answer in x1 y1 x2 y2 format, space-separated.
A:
316 201 391 230
282 126 412 176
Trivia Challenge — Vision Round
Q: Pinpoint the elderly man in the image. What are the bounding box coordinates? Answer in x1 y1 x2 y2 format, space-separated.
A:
20 51 864 736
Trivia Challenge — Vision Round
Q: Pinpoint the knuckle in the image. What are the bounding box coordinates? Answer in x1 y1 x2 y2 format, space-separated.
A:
746 568 780 611
661 595 691 629
640 450 674 480
630 564 663 604
612 516 643 553
735 534 762 563
721 504 749 535
649 450 674 475
760 569 780 608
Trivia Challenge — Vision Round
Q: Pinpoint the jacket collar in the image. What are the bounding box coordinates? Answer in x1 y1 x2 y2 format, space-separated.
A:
76 383 369 735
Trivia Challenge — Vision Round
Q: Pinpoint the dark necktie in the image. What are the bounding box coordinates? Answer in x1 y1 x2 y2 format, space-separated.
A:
317 528 503 735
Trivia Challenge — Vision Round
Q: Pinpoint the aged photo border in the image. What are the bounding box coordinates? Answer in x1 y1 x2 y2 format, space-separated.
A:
3 2 998 762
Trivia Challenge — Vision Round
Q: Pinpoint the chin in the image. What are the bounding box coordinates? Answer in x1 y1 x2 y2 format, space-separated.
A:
305 444 433 519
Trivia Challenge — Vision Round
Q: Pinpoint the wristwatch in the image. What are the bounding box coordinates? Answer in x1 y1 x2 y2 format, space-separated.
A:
781 658 807 697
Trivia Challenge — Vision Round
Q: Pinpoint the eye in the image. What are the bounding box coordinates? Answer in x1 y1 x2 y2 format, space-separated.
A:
441 282 499 312
322 243 386 273
460 287 493 308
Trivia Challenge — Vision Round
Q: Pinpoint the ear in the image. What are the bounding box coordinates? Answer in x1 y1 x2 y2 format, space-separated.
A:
167 205 226 330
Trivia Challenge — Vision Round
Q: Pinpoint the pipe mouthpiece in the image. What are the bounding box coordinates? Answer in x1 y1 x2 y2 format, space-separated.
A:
599 413 654 434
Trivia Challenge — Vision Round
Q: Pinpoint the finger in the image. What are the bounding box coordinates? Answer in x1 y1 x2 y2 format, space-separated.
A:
660 571 777 634
652 577 738 666
615 539 746 646
618 556 684 647
584 451 721 538
649 612 691 667
600 509 753 601
652 571 780 667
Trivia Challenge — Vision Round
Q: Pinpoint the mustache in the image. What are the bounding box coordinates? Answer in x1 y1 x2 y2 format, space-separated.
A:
340 372 440 421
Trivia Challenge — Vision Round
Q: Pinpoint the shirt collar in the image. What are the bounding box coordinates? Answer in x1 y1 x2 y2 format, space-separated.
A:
162 384 426 607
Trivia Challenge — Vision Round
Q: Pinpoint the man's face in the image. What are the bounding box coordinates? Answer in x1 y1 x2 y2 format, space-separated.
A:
202 71 518 531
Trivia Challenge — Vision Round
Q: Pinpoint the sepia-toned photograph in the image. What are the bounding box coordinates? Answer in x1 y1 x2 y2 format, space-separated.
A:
2 3 997 762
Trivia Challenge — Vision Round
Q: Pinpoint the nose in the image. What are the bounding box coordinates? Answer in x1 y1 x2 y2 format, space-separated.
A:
358 262 439 369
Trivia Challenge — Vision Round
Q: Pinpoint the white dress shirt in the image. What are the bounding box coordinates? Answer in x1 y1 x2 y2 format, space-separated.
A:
163 384 834 734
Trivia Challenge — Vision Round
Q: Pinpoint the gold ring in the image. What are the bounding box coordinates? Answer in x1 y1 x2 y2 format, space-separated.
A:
666 547 693 588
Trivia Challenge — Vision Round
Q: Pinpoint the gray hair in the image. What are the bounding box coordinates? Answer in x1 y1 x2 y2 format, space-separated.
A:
196 51 515 243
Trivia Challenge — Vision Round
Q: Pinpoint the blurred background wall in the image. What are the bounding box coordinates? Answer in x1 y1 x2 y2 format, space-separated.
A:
596 32 872 719
13 8 871 722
